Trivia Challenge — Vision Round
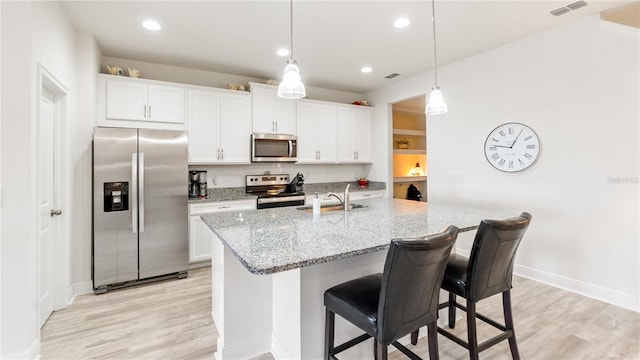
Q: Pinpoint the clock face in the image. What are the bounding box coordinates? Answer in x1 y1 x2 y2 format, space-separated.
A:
484 122 540 172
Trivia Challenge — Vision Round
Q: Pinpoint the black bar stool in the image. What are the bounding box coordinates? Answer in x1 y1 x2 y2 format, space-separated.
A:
324 226 459 360
420 212 531 360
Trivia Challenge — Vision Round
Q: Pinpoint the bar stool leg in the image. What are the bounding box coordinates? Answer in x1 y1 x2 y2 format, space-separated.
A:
376 340 388 360
466 300 479 360
448 293 457 329
325 309 335 360
411 328 419 345
427 322 440 360
503 291 521 360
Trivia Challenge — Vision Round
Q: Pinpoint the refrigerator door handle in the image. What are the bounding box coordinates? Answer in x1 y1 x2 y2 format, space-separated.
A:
139 152 145 233
131 153 138 234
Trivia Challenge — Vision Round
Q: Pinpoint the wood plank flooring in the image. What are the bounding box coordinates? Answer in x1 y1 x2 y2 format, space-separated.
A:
41 267 640 359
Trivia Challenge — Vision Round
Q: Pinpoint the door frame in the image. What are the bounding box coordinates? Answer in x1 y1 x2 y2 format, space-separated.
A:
36 64 70 316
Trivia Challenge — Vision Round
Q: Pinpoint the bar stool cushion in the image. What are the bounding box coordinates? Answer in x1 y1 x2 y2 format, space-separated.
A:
442 254 469 296
324 274 382 337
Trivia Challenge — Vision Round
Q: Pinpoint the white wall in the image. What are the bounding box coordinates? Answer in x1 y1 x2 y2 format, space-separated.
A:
71 33 101 296
191 163 372 188
368 15 639 311
1 0 77 357
102 56 364 104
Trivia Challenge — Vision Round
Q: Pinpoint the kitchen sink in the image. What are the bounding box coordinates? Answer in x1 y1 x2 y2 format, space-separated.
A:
297 203 366 213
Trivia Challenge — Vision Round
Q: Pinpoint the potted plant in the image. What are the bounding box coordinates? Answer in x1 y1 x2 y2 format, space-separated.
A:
396 138 410 149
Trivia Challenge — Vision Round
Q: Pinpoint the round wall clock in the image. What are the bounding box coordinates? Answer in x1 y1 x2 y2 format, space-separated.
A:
484 122 540 172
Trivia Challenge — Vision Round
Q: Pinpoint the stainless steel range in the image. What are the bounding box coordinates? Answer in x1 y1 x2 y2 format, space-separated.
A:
246 174 306 209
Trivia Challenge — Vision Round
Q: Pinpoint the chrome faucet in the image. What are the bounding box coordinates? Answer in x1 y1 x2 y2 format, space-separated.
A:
326 184 351 212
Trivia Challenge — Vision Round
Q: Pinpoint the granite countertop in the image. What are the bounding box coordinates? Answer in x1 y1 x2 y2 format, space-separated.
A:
188 181 386 204
201 198 512 275
188 187 256 203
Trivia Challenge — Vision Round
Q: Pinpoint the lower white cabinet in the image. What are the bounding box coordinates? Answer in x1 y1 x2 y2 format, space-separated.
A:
188 199 256 263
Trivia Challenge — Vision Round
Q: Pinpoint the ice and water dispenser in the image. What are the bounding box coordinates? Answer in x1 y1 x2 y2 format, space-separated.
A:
103 182 129 212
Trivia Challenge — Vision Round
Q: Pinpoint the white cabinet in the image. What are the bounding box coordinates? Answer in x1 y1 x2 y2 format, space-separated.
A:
337 106 372 163
98 75 186 129
296 100 338 163
188 89 251 164
188 200 256 263
250 82 296 134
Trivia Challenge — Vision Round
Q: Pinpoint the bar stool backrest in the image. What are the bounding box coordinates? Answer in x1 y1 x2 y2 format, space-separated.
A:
377 225 458 344
466 212 532 302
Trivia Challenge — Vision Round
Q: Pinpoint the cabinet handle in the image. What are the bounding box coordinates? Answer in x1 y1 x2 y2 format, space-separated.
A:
356 151 359 160
217 149 220 160
144 105 147 119
275 121 278 132
221 148 224 160
148 105 151 119
318 150 321 160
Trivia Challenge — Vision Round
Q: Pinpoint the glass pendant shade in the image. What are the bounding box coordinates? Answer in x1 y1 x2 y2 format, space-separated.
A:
426 87 447 115
278 61 306 99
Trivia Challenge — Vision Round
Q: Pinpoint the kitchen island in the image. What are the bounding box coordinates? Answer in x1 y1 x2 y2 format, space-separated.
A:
202 198 512 359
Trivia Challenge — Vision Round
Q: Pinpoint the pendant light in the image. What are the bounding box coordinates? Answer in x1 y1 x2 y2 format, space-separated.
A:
426 0 447 115
278 0 306 99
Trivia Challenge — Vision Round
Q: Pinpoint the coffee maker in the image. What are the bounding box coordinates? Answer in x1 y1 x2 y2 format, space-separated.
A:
189 170 207 198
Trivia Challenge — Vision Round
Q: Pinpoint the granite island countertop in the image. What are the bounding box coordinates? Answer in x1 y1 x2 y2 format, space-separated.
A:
201 198 513 275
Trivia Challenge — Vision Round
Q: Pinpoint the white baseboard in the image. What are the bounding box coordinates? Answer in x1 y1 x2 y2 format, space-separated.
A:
5 338 39 360
214 333 271 360
68 280 93 305
456 248 639 313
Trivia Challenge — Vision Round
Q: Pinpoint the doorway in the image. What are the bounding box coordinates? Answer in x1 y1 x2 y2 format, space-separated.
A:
37 65 70 327
391 96 427 202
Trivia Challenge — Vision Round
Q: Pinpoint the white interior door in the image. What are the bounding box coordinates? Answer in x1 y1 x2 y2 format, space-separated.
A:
38 87 56 327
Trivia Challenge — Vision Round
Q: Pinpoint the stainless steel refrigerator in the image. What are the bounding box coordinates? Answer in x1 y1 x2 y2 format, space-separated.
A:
93 127 188 293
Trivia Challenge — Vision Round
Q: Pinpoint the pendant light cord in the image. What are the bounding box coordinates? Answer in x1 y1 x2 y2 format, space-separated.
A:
431 0 438 88
290 0 294 61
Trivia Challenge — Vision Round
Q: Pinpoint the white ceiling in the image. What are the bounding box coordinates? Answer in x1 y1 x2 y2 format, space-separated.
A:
60 0 634 94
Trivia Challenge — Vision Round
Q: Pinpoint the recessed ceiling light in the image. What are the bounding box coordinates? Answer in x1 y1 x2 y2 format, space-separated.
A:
361 66 373 73
276 48 290 57
393 18 410 29
142 20 161 31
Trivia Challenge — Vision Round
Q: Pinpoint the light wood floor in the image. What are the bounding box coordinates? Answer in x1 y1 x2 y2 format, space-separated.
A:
41 267 640 359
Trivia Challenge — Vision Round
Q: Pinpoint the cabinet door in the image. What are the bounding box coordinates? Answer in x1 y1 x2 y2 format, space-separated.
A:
296 102 319 162
316 104 338 162
188 91 221 163
275 96 297 134
106 81 147 121
189 215 213 263
148 85 186 124
252 85 277 133
337 107 356 162
353 108 371 162
219 94 251 163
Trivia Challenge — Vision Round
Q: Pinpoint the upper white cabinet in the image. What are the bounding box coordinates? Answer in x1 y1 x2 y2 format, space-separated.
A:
188 89 251 164
98 75 186 129
250 82 296 134
296 100 338 163
337 106 372 163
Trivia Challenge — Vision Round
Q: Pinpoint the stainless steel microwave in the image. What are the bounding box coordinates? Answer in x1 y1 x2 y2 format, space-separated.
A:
251 133 297 163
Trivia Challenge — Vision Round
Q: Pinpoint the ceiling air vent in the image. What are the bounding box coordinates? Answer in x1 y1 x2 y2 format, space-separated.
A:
550 1 588 16
550 7 570 16
567 1 588 10
385 73 400 79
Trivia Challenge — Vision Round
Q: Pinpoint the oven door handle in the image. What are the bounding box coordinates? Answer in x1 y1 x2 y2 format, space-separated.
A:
258 195 306 204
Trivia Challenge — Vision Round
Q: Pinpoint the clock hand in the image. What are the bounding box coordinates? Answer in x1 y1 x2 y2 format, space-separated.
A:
493 145 511 148
510 129 524 148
